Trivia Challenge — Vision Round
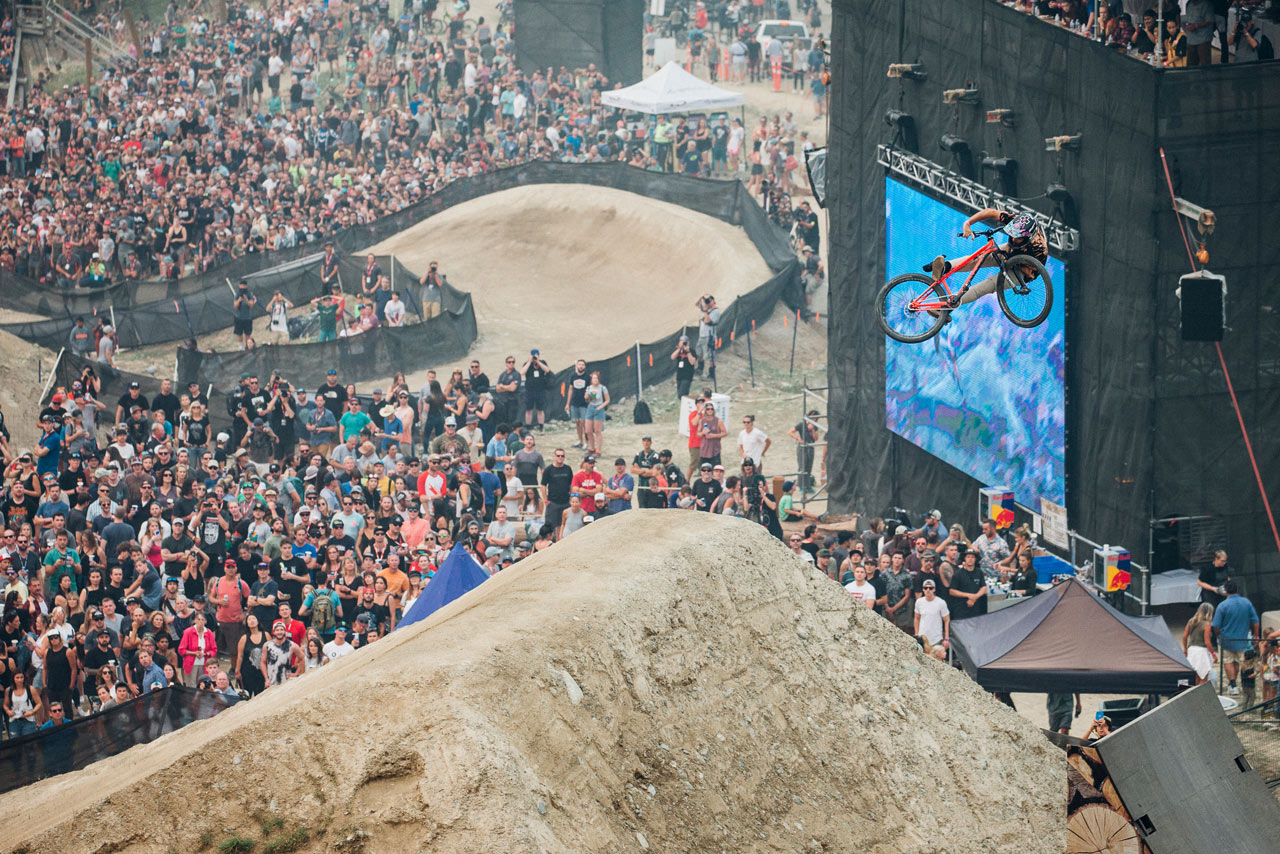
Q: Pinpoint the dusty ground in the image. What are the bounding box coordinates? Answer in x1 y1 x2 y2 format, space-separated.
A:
0 329 63 452
0 512 1062 854
366 182 772 379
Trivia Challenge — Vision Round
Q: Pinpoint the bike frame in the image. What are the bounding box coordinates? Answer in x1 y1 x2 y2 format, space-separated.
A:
907 231 1004 312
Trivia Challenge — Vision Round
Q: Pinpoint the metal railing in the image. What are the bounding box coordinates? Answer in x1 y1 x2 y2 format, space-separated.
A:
797 380 827 511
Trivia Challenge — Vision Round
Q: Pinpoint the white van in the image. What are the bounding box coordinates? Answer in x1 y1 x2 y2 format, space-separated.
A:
754 19 810 54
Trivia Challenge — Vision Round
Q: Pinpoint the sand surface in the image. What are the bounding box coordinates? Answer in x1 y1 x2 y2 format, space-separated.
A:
0 329 62 451
366 182 772 386
0 512 1062 854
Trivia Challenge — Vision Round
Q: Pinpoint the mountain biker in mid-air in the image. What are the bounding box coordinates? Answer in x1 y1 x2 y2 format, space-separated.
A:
923 208 1048 321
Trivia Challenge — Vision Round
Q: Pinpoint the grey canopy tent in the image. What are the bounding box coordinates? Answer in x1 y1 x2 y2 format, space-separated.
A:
950 578 1195 694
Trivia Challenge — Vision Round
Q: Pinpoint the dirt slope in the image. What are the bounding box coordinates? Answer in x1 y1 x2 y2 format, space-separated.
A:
367 182 772 381
0 512 1062 854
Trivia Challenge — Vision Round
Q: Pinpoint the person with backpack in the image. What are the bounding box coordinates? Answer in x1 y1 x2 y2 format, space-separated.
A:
301 576 341 642
1229 10 1272 62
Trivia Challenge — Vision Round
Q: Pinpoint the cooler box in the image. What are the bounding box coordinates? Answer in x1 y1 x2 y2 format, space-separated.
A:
1033 553 1074 585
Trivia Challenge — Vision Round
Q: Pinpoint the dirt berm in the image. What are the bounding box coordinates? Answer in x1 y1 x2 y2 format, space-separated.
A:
0 512 1062 853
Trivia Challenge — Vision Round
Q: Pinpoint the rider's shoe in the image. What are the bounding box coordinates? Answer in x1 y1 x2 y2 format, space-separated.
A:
927 310 953 326
921 255 952 280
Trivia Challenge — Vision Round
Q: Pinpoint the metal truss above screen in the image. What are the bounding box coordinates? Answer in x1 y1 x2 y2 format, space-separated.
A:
877 145 1079 254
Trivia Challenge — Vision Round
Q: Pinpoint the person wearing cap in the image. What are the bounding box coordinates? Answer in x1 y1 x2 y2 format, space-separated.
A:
948 548 989 621
322 623 355 663
630 435 662 509
777 480 820 523
41 628 80 715
814 548 834 580
520 350 551 430
788 409 821 494
209 557 251 658
913 578 950 650
604 457 634 514
570 455 604 516
913 550 944 598
308 392 339 456
428 415 466 458
260 619 300 687
691 462 722 512
695 400 727 473
482 546 503 575
670 336 699 400
96 324 117 368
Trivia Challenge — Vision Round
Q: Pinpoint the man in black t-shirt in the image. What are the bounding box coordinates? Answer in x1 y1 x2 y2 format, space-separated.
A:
272 540 310 612
494 357 522 427
691 463 723 511
1197 549 1230 607
565 360 589 450
161 519 196 579
521 351 551 429
631 435 662 509
948 549 989 620
319 370 348 418
670 337 698 400
541 449 574 531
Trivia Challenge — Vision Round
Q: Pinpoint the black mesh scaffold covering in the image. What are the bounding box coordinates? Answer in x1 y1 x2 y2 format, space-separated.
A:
515 0 644 87
827 0 1280 598
0 687 235 794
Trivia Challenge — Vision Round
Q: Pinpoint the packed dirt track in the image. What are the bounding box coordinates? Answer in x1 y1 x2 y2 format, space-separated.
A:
0 512 1062 853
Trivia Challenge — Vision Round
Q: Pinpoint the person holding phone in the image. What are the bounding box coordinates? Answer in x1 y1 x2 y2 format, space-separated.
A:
1084 713 1112 740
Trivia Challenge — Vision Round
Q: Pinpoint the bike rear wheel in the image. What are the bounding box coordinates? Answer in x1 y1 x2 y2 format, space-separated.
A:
877 273 947 344
996 254 1053 328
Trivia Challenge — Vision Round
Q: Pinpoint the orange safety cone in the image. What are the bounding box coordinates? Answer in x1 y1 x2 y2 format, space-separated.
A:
719 46 729 80
771 56 782 91
685 45 693 72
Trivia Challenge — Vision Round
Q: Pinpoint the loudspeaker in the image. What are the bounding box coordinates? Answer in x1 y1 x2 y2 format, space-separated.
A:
1177 271 1227 341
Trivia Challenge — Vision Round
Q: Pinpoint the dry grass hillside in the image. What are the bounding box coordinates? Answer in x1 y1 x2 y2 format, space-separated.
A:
0 512 1062 854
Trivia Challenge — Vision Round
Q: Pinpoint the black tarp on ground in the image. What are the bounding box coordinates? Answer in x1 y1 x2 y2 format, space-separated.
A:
827 0 1280 605
950 578 1195 694
0 686 235 794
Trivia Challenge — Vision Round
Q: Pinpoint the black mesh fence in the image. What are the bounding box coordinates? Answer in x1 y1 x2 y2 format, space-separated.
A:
175 276 477 393
38 163 797 423
7 161 797 350
0 686 235 794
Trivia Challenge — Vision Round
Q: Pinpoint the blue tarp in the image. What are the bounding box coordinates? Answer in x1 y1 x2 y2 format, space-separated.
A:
396 544 489 630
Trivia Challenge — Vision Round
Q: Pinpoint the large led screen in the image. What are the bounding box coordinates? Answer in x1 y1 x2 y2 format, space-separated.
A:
884 177 1066 509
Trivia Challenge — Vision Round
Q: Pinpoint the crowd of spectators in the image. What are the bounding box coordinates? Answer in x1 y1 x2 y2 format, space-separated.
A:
1010 0 1273 65
0 0 824 291
0 353 827 748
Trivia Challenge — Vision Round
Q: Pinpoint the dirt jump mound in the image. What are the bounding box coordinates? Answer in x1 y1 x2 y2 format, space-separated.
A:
0 512 1061 853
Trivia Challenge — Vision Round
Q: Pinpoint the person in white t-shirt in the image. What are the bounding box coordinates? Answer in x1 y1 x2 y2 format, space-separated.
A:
788 532 814 565
844 564 876 608
913 580 950 647
737 415 771 472
384 292 406 327
321 625 356 663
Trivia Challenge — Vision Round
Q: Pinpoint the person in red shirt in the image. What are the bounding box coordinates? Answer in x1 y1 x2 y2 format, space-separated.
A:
687 395 706 479
275 602 306 647
570 455 604 515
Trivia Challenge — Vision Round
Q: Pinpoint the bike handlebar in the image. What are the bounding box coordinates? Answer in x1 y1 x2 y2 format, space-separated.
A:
960 227 1004 239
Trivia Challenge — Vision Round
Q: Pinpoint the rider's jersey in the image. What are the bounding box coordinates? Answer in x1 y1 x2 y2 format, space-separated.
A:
996 211 1048 263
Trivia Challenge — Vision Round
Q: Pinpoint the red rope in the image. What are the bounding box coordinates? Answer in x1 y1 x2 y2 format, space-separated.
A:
1159 147 1198 271
1216 342 1280 553
1159 146 1280 553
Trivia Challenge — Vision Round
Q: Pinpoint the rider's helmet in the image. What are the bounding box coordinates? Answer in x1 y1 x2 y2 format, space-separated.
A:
1005 212 1038 239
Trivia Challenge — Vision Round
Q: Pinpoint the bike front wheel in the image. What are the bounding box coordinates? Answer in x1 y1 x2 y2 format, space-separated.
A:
997 254 1053 328
877 273 947 344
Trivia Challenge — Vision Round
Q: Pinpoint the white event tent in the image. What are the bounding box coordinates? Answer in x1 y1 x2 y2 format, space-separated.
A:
601 61 745 115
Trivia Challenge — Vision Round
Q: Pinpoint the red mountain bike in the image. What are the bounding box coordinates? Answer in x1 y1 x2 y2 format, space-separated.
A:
876 227 1054 344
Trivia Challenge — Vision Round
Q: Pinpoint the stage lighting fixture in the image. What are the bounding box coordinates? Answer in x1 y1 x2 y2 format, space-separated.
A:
981 156 1019 198
985 109 1015 127
884 109 918 153
1044 133 1083 152
1046 184 1071 203
942 87 980 105
887 63 926 80
939 134 973 178
939 134 969 154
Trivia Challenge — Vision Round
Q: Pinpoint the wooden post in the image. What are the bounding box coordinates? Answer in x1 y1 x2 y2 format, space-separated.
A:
84 37 91 89
123 8 141 54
